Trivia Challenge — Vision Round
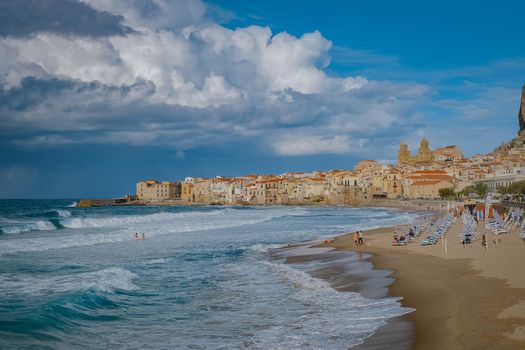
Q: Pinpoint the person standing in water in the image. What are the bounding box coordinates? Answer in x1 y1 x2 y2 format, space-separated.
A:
142 232 146 241
133 232 139 240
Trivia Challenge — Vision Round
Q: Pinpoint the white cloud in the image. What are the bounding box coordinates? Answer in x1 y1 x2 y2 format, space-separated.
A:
272 134 353 156
0 0 431 158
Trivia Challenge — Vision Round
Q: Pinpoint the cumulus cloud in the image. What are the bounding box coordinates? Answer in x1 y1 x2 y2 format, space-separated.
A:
0 0 429 158
272 135 353 156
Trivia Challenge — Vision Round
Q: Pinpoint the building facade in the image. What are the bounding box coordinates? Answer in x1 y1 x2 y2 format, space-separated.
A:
136 180 181 201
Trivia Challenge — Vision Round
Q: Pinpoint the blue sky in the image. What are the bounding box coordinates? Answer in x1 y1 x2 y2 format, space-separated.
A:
0 0 524 198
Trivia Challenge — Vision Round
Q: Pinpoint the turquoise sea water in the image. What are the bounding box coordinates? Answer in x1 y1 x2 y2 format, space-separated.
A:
0 200 418 349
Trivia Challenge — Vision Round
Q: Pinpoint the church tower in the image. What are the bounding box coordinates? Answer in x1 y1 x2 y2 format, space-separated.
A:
397 142 410 165
417 138 432 163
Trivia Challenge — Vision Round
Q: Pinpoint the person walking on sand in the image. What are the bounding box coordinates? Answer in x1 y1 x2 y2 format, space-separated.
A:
353 231 359 246
133 232 139 240
142 232 146 241
358 230 364 245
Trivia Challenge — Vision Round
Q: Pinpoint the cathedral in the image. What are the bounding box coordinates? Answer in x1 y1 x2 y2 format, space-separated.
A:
397 139 463 166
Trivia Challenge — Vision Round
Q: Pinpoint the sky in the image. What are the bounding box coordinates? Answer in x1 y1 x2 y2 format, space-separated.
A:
1 0 525 198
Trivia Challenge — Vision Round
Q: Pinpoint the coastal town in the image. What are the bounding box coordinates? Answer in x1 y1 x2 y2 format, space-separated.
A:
126 85 525 206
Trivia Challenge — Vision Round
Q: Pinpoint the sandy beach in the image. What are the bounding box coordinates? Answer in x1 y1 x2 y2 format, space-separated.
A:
315 215 525 349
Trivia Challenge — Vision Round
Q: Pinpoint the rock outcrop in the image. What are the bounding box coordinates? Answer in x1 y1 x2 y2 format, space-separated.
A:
490 84 525 156
518 84 525 135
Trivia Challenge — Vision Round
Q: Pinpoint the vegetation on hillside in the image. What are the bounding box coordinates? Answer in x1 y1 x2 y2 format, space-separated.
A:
461 183 488 198
497 180 525 195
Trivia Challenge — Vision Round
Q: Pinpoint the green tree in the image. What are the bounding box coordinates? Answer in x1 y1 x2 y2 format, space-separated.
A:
461 185 476 197
438 187 455 198
474 182 488 197
507 180 525 195
497 186 509 195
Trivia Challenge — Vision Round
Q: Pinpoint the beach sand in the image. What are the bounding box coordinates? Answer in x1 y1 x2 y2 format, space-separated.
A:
317 219 525 349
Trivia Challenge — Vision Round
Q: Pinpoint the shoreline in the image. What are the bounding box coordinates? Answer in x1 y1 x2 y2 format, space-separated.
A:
298 217 525 349
270 245 415 349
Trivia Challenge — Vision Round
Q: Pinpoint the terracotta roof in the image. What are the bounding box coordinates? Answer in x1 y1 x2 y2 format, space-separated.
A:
142 180 158 184
434 145 459 151
405 174 454 181
258 179 281 184
412 170 448 175
412 180 453 186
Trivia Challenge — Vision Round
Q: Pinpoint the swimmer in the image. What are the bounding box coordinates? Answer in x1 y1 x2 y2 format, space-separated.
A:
142 232 146 241
133 232 139 240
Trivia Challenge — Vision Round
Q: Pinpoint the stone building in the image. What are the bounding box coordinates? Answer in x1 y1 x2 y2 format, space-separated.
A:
354 160 380 173
433 145 464 162
409 179 455 199
398 139 463 166
136 180 180 201
397 138 433 165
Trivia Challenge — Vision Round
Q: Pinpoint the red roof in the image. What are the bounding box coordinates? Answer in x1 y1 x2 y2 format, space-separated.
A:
412 179 453 186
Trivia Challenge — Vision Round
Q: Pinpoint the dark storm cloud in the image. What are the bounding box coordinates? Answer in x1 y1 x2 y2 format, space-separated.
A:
0 77 75 111
0 0 134 37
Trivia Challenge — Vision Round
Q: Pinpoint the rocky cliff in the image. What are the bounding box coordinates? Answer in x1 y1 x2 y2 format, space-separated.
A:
490 83 525 156
518 84 525 135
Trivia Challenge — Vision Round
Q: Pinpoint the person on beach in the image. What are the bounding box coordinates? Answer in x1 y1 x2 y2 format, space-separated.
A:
482 233 487 248
133 232 139 240
353 231 359 246
393 230 398 242
142 232 146 241
358 231 363 245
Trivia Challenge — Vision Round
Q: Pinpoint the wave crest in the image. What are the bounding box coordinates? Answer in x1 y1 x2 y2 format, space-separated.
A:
0 267 138 296
0 220 57 234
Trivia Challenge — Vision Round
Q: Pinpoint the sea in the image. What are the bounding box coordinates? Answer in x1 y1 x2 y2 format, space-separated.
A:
0 199 420 349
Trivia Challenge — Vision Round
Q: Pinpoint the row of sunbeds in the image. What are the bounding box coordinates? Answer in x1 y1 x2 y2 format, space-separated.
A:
420 213 455 246
390 216 432 246
459 212 478 244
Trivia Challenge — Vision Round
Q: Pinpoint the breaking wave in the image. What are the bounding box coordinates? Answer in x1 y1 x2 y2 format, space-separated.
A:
246 261 414 349
0 207 307 255
0 267 138 296
0 220 57 234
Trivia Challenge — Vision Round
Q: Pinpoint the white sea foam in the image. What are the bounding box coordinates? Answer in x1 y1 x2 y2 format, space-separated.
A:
0 207 304 255
60 207 305 230
93 267 138 292
247 243 286 253
246 261 414 349
143 258 173 265
55 209 72 217
67 201 78 207
0 267 138 296
0 220 57 234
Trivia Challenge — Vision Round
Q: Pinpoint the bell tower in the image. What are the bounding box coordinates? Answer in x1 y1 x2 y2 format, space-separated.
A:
397 142 410 165
417 138 432 163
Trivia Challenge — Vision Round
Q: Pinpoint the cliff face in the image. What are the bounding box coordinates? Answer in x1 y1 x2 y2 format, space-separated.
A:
491 84 525 156
518 84 525 135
